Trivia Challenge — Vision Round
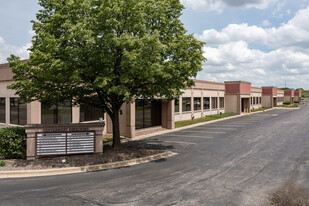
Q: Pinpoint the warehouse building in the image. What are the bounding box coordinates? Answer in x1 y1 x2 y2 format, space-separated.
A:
294 91 302 102
261 87 284 108
284 90 294 103
0 62 299 138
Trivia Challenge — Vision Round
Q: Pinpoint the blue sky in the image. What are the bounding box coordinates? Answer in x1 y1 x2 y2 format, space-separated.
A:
1 0 309 89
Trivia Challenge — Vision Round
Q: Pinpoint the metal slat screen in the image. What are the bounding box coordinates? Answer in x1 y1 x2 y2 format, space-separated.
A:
37 132 94 156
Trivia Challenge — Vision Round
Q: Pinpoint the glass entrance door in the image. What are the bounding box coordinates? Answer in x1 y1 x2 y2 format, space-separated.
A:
135 100 162 130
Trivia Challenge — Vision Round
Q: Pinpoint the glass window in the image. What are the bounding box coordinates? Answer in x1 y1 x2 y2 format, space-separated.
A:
260 97 262 104
220 97 224 109
135 99 161 130
0 98 5 123
194 97 201 111
203 97 210 110
182 97 191 112
175 98 179 113
253 97 256 105
41 101 72 124
80 103 104 122
255 97 258 104
10 98 27 125
211 97 217 109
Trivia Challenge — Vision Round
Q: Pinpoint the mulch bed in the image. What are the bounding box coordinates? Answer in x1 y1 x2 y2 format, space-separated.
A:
0 147 164 171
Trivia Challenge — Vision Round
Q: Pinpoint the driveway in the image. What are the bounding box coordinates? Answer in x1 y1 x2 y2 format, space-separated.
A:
1 106 309 205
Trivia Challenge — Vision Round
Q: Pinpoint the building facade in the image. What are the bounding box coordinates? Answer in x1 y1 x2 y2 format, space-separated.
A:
0 62 300 138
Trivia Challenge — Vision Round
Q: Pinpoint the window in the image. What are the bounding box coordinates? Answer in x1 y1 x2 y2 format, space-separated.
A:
10 98 27 125
182 97 191 112
0 98 5 123
41 100 72 124
253 97 256 105
256 97 258 104
80 104 104 122
203 97 210 110
194 97 201 111
251 97 253 105
175 98 179 113
135 99 161 129
211 97 217 109
219 97 224 109
260 97 262 104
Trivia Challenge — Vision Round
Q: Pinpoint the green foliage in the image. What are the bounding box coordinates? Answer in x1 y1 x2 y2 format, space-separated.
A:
294 101 299 103
175 113 236 128
283 101 290 105
0 127 26 159
0 161 5 167
278 87 293 90
7 0 205 148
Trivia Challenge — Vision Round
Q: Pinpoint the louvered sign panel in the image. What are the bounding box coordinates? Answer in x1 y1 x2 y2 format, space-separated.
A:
36 131 95 157
67 132 95 154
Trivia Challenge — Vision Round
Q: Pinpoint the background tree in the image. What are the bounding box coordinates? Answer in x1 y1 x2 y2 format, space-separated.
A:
8 0 205 148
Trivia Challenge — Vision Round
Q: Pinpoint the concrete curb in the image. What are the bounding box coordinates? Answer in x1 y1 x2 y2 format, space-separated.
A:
0 151 177 179
274 107 300 110
132 108 276 141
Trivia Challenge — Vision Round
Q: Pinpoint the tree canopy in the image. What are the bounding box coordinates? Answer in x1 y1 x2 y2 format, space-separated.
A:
8 0 205 148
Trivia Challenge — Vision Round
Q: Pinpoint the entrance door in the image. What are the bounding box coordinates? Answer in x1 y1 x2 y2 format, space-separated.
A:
241 98 249 113
135 100 162 129
273 98 277 107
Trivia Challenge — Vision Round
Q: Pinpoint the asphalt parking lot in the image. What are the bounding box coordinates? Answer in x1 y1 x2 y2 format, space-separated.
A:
1 106 309 206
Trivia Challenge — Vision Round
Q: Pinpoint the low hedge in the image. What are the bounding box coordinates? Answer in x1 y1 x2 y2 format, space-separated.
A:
294 101 299 103
283 101 290 105
0 127 26 159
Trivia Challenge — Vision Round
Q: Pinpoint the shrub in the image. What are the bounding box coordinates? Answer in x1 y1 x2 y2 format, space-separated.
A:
0 161 5 167
0 127 26 159
294 101 299 103
283 101 290 105
268 181 309 206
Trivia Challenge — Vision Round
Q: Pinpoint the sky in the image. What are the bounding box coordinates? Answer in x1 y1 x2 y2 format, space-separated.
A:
0 0 309 89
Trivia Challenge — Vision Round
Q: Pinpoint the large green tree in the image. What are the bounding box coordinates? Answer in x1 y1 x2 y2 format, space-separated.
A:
8 0 205 148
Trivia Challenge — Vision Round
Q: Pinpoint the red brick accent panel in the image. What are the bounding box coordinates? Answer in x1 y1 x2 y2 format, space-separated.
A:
225 84 240 94
262 87 273 95
240 83 251 94
295 91 301 97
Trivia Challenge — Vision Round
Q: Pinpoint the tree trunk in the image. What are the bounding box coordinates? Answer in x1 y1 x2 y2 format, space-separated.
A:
111 109 122 149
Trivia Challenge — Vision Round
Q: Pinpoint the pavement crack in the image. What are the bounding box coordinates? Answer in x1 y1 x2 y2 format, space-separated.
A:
193 149 256 184
63 195 105 206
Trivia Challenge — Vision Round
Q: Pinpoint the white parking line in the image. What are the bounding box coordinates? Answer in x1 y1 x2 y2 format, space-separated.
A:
181 131 227 134
146 139 196 145
162 134 213 139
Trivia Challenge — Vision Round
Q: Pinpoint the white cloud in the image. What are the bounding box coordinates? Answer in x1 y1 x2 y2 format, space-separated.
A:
180 0 277 12
196 7 309 88
262 20 271 27
0 30 33 64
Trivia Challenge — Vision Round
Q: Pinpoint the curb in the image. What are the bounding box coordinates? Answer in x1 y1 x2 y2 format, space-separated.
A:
274 107 300 110
0 151 177 179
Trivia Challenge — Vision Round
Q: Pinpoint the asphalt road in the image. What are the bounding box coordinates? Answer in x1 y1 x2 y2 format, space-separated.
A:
1 106 309 206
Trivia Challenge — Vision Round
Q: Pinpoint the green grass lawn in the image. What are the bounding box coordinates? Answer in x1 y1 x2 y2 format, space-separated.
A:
277 104 298 108
251 107 270 112
175 113 236 128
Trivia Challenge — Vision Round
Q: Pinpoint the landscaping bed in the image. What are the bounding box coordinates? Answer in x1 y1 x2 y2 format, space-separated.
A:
0 146 164 171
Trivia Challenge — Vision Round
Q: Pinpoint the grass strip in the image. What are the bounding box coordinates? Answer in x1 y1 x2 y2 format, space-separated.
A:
277 104 298 108
251 107 270 112
175 113 236 128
